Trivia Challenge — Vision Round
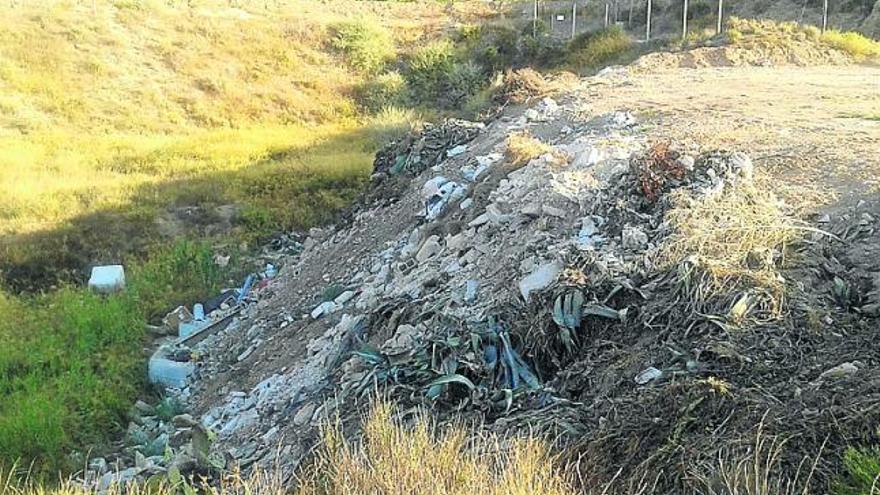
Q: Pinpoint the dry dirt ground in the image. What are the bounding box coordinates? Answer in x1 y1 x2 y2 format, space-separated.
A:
579 63 880 209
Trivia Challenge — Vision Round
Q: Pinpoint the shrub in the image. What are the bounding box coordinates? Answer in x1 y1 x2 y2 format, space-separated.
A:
355 71 406 113
405 40 457 104
443 61 488 108
330 21 396 74
505 132 554 172
365 106 420 145
822 30 880 60
567 26 634 71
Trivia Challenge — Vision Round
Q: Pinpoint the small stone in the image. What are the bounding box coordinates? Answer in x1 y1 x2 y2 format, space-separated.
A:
294 402 317 427
677 155 695 171
468 213 490 227
446 232 468 252
819 362 859 380
416 236 443 262
134 400 155 416
172 414 198 428
460 198 473 209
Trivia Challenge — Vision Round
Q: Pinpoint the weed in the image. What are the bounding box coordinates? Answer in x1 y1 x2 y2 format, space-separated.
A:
833 447 880 495
355 71 407 113
567 27 634 72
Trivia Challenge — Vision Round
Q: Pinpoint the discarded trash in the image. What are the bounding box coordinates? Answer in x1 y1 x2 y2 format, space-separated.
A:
236 274 255 305
265 264 278 279
635 366 662 385
553 291 585 329
88 265 126 294
193 304 206 321
447 144 468 157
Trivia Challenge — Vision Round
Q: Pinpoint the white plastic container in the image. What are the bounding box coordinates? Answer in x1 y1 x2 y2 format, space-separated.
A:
88 265 126 294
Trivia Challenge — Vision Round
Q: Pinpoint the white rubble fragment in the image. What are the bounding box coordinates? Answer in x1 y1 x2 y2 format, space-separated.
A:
460 198 473 209
416 235 443 262
519 260 563 301
310 301 338 319
447 144 468 157
334 290 355 305
622 225 649 249
635 367 662 385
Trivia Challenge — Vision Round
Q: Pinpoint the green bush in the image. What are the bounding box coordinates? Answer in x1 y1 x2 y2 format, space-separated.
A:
356 71 406 112
567 26 634 71
331 20 396 74
365 106 419 145
444 61 487 107
405 40 457 104
832 446 880 495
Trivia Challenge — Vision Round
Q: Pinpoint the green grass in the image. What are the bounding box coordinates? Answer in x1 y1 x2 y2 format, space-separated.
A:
832 446 880 495
567 26 635 72
0 240 236 474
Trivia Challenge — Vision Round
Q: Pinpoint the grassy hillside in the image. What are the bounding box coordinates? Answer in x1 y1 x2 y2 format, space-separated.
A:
0 0 471 290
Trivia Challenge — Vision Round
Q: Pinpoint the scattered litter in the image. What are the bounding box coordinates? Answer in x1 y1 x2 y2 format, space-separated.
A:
464 280 479 305
635 367 663 385
88 265 126 293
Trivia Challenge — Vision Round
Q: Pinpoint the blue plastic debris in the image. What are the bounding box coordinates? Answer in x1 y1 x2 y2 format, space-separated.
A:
236 274 255 305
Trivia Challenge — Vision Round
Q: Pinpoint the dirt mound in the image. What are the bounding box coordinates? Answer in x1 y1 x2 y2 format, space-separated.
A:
632 43 853 71
95 72 880 494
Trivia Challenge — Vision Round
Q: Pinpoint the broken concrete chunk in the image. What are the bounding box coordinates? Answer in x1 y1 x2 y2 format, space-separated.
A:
416 235 443 263
334 290 355 305
519 260 562 301
310 301 339 319
542 205 566 218
464 280 479 305
460 198 473 209
469 213 490 227
88 265 126 294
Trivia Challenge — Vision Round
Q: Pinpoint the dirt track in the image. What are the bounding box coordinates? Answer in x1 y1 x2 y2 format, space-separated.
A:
577 64 880 209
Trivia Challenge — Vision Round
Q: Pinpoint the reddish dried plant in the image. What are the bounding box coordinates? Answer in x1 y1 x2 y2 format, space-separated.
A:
634 142 685 202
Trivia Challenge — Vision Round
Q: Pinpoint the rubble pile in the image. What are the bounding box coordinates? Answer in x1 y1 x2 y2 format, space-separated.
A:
89 87 880 493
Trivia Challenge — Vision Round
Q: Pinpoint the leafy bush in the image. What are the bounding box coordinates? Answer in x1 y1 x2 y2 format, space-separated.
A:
443 61 487 108
331 20 396 74
832 446 880 495
567 26 634 71
355 71 406 113
405 40 457 104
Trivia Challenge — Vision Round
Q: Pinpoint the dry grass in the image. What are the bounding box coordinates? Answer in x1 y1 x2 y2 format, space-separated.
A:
299 401 576 495
504 132 555 172
661 181 803 289
687 417 822 495
2 401 576 495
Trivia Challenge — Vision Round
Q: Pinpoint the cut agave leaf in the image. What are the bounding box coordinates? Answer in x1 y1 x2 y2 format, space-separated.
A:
582 304 621 320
